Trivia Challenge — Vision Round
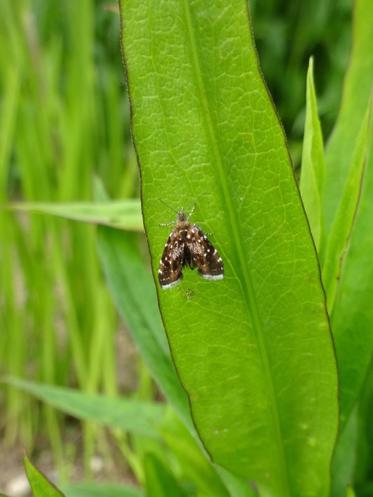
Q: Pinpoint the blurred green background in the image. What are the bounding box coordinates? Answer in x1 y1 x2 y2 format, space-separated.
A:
0 0 352 487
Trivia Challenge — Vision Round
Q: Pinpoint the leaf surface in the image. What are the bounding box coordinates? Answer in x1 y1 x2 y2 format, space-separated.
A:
24 457 65 497
120 1 338 496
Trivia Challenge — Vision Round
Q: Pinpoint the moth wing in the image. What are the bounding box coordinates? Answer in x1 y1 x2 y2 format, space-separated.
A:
158 231 185 289
185 226 224 280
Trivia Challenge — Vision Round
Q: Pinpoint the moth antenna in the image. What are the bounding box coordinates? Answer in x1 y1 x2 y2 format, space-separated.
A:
159 198 179 216
187 203 196 219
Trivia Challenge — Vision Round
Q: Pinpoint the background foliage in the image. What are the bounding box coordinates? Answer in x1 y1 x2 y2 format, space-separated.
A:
1 0 372 497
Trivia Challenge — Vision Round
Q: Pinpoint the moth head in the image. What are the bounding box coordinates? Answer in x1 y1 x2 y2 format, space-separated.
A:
177 210 187 223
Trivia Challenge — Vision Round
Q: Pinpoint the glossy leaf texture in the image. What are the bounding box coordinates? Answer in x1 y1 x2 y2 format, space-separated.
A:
7 199 143 231
300 58 325 250
24 457 65 497
322 0 373 429
120 1 338 496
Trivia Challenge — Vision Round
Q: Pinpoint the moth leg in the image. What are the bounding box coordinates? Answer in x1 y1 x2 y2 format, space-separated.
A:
187 203 196 219
159 221 175 227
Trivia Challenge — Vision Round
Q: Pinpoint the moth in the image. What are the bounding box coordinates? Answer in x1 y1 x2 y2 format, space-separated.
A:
158 210 224 289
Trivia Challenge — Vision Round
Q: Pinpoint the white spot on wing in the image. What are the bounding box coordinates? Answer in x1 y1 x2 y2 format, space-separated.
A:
161 278 182 289
202 274 224 281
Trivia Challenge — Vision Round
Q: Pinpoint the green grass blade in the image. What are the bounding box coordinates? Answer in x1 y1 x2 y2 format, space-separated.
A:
324 0 373 229
24 457 65 497
6 378 165 439
144 453 188 497
330 409 358 497
97 228 192 429
329 122 373 430
0 66 20 196
8 200 143 231
322 0 373 437
120 1 338 496
347 488 356 497
61 483 143 497
322 106 371 314
300 57 325 250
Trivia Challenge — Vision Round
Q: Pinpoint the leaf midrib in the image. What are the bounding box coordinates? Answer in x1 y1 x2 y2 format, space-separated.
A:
181 2 291 494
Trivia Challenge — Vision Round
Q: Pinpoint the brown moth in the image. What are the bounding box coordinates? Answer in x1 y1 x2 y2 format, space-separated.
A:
158 210 224 289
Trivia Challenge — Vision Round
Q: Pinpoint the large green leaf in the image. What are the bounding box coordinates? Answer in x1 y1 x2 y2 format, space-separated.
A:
7 378 165 438
24 457 65 497
120 1 338 496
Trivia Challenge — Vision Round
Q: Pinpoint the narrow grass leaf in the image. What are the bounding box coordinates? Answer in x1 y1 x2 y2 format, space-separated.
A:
330 409 358 497
61 483 143 497
300 57 325 250
24 457 65 497
144 453 188 497
328 109 373 431
8 200 143 231
6 378 165 439
324 0 373 229
120 1 338 496
320 0 373 446
347 487 356 497
322 105 371 314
